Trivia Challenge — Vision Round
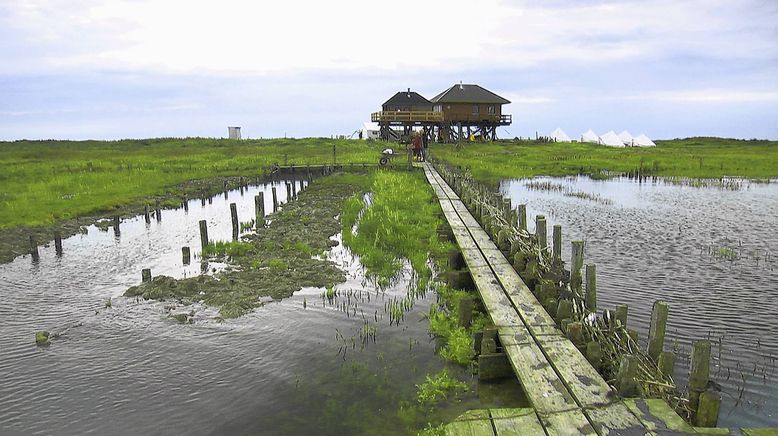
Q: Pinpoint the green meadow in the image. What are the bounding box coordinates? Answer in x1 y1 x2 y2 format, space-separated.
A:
430 137 778 183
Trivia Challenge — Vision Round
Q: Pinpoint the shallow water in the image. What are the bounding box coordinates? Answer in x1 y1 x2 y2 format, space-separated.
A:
500 176 778 428
0 179 525 435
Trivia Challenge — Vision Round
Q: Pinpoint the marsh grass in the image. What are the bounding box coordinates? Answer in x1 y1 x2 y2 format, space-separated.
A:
432 137 778 183
0 138 381 228
201 240 254 258
415 369 469 406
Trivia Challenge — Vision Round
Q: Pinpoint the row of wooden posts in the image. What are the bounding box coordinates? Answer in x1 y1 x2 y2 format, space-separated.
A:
435 162 721 427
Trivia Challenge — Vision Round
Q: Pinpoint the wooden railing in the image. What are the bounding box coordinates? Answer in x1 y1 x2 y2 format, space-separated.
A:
372 111 512 125
371 111 444 122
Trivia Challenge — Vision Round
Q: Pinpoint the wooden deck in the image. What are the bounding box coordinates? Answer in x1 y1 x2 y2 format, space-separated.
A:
423 163 663 435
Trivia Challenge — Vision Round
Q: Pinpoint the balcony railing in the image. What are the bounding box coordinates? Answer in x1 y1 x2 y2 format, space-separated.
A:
371 111 512 125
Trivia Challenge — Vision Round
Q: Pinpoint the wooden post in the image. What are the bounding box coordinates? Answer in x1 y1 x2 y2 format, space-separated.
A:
144 205 151 223
556 299 573 323
182 246 191 265
230 203 238 241
567 321 583 346
292 181 297 197
553 225 562 262
199 220 209 249
272 187 278 212
458 296 474 328
141 268 152 283
113 216 120 235
155 201 161 222
689 340 711 411
695 391 721 427
586 341 603 370
501 198 511 218
658 351 676 378
570 241 585 294
255 193 265 229
518 204 527 232
29 235 39 261
585 264 597 312
616 354 640 397
615 304 628 328
647 301 669 361
536 215 547 250
54 231 63 256
286 182 292 201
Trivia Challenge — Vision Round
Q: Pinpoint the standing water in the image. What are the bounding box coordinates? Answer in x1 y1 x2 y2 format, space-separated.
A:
501 176 778 428
1 178 523 435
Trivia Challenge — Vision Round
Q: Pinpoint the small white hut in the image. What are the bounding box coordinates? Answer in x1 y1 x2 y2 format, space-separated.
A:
228 126 242 140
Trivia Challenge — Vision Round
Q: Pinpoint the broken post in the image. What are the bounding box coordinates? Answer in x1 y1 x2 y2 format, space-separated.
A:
616 354 640 397
272 187 278 212
689 340 711 411
54 231 63 256
585 264 597 312
553 224 562 263
29 235 39 261
615 304 628 328
458 296 474 328
570 240 585 294
658 351 676 378
141 268 152 283
286 182 292 201
199 220 209 249
113 216 120 236
292 181 297 197
647 301 669 361
695 391 721 427
144 205 151 223
182 246 191 265
518 204 527 231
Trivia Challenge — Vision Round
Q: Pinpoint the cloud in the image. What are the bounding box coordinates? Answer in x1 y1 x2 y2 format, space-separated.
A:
622 89 778 103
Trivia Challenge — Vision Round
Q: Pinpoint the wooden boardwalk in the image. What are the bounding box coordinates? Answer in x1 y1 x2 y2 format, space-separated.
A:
423 163 684 435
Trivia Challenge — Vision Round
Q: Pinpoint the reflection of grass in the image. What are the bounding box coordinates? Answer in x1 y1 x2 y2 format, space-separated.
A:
432 137 778 183
0 138 381 229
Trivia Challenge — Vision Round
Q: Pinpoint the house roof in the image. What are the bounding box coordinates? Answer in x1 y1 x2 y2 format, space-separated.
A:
430 84 510 104
382 90 432 107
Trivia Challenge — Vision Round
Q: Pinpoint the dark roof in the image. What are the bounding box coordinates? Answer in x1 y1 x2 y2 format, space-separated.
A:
430 84 510 104
382 90 432 107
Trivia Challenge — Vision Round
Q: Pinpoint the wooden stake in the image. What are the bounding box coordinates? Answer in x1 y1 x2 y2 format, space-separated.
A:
182 246 191 265
255 193 265 229
230 203 238 241
286 182 292 201
458 296 474 328
536 215 547 250
113 216 120 235
616 354 640 397
141 268 152 283
199 220 209 249
570 240 585 294
29 235 39 261
144 205 151 223
695 391 721 427
658 351 676 378
54 231 63 256
585 264 597 312
272 187 278 212
689 340 711 411
647 301 669 361
518 204 527 231
553 224 562 262
615 304 628 328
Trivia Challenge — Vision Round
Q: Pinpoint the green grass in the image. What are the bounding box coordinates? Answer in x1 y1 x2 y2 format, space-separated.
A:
0 138 382 228
415 369 469 406
428 284 487 366
201 240 254 258
431 137 778 183
341 170 450 290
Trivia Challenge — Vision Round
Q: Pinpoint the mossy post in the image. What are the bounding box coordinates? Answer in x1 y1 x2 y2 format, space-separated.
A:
536 215 547 250
647 301 669 361
556 299 573 323
615 304 628 328
29 235 39 261
286 182 292 201
54 231 63 256
458 296 474 328
570 240 585 295
695 391 721 427
230 203 239 241
144 205 151 224
272 186 278 212
501 198 511 218
141 268 152 283
553 224 562 263
658 351 676 378
199 220 209 250
689 340 711 412
518 204 527 232
255 193 265 229
586 341 602 370
616 354 640 397
585 264 597 312
182 246 191 265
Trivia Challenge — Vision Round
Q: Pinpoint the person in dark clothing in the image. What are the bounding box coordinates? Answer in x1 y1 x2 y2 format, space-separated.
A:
411 132 422 160
421 128 429 161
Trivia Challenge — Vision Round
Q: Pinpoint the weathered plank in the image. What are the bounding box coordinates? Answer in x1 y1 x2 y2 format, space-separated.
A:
540 336 616 408
585 402 647 435
623 398 697 434
503 343 579 414
444 419 495 436
539 409 597 435
469 266 525 328
490 408 545 436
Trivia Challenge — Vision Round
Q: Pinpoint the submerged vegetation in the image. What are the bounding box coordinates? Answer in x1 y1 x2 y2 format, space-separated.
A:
431 137 778 183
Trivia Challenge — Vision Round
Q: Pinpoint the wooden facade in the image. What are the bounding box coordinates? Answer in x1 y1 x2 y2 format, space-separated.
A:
372 84 512 142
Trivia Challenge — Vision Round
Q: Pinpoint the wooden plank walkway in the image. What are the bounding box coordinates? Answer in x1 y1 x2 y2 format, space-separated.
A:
422 163 655 435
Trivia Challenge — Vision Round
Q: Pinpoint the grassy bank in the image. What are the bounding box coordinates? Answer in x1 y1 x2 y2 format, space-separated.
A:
431 137 778 183
0 138 380 229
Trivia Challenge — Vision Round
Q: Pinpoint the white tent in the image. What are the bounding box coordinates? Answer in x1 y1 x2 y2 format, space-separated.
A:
633 133 656 147
600 130 625 147
360 122 380 140
618 130 635 146
581 129 600 144
549 128 571 142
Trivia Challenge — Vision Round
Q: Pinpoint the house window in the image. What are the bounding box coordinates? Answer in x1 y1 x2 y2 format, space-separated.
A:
472 105 479 114
434 105 442 112
488 105 495 114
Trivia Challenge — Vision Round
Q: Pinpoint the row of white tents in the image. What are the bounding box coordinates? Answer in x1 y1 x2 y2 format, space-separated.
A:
550 128 655 147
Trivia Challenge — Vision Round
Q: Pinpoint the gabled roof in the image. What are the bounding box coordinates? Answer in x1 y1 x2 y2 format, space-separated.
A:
430 84 511 104
383 90 432 107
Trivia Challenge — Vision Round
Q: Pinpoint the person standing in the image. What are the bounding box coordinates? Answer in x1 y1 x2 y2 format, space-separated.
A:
421 127 429 162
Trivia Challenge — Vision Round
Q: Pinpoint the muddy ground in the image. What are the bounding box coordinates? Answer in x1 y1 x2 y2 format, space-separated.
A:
125 172 368 319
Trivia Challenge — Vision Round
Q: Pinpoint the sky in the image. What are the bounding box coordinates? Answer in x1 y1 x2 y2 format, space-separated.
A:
1 0 777 140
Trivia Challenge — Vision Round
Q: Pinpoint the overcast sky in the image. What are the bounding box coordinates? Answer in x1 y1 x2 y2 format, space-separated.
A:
1 0 777 140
